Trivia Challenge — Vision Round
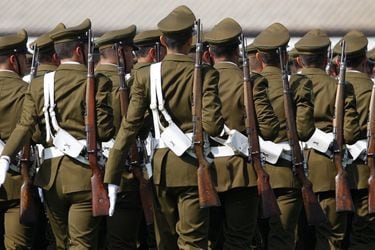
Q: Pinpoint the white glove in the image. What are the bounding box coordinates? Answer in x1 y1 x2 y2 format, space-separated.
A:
38 187 44 203
108 184 119 217
0 156 10 187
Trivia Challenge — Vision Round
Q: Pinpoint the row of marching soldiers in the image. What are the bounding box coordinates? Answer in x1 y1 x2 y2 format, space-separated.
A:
0 4 374 250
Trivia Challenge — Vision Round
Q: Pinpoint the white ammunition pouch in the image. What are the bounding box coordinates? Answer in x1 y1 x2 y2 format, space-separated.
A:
149 62 193 157
303 128 334 157
258 138 292 164
210 126 248 157
347 139 367 162
42 72 95 165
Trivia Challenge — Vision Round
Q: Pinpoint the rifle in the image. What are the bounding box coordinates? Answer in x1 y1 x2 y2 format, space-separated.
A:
86 29 110 216
278 47 327 225
192 19 220 208
20 45 40 225
367 71 375 213
241 35 280 218
325 44 333 75
332 41 354 212
114 42 155 226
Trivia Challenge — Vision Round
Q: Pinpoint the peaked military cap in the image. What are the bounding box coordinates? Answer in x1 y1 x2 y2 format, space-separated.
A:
205 18 242 45
50 18 91 44
134 29 162 47
253 23 290 51
31 23 66 51
295 29 330 55
246 43 257 54
0 29 28 56
95 25 137 49
157 5 196 37
288 48 299 59
333 30 368 56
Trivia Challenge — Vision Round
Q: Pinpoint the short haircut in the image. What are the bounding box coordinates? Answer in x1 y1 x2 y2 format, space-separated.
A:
257 50 280 66
99 47 116 59
134 46 152 58
0 55 8 64
299 53 325 68
54 41 83 59
346 52 366 68
164 33 191 51
209 43 238 58
38 49 55 64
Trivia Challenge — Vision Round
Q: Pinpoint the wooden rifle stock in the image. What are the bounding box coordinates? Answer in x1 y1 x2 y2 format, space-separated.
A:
240 35 280 218
19 144 40 225
193 20 220 208
367 78 375 213
278 47 327 224
332 42 354 212
115 43 155 224
86 29 110 216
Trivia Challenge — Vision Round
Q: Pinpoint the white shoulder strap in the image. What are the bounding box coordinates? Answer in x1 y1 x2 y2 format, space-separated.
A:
47 72 60 132
43 72 55 142
150 63 162 139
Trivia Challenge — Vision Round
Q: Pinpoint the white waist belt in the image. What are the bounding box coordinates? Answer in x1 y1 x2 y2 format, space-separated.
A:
42 146 89 165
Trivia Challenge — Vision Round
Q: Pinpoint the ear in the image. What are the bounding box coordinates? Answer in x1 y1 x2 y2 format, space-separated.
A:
149 47 156 60
296 56 303 67
160 35 167 47
52 53 60 66
255 52 263 64
8 55 18 71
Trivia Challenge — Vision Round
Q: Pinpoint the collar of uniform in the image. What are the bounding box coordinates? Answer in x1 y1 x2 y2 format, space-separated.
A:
300 67 325 76
133 62 151 70
346 70 371 80
163 53 194 63
261 65 282 75
95 63 117 72
57 63 87 71
37 64 58 73
214 61 239 70
0 70 21 79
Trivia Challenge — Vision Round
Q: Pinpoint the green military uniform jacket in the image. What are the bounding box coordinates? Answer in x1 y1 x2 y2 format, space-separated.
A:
212 62 279 192
346 70 373 189
0 71 28 201
104 54 224 187
96 63 139 192
261 66 315 189
300 67 360 192
2 63 114 194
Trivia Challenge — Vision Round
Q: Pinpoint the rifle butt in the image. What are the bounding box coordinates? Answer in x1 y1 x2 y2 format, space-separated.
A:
197 165 220 208
335 174 354 212
301 186 327 226
19 183 40 225
257 174 280 218
368 176 375 214
91 174 110 216
133 167 155 224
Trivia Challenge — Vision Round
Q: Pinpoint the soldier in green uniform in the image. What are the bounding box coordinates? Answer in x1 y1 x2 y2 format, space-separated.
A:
95 25 144 250
367 48 375 78
246 43 262 74
0 19 114 250
253 23 315 250
294 29 360 250
104 5 224 249
0 29 34 250
333 31 375 250
204 18 279 249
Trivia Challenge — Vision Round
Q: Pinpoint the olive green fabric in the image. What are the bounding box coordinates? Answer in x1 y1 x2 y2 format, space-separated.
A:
0 29 28 55
246 43 256 54
31 23 65 51
104 54 223 187
50 18 91 43
333 30 368 56
288 48 299 59
134 29 162 47
212 62 279 192
295 29 330 55
300 67 359 193
95 63 139 192
0 72 32 249
314 193 347 250
261 66 315 189
267 189 303 250
346 70 372 190
205 18 242 45
349 190 375 250
253 23 290 51
367 47 375 62
95 25 136 49
157 5 196 36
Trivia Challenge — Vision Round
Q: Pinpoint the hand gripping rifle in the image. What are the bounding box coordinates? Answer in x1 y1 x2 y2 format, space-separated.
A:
20 44 40 225
278 47 327 224
241 35 280 218
332 41 354 212
86 29 110 216
192 19 220 208
114 42 155 226
367 65 375 214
